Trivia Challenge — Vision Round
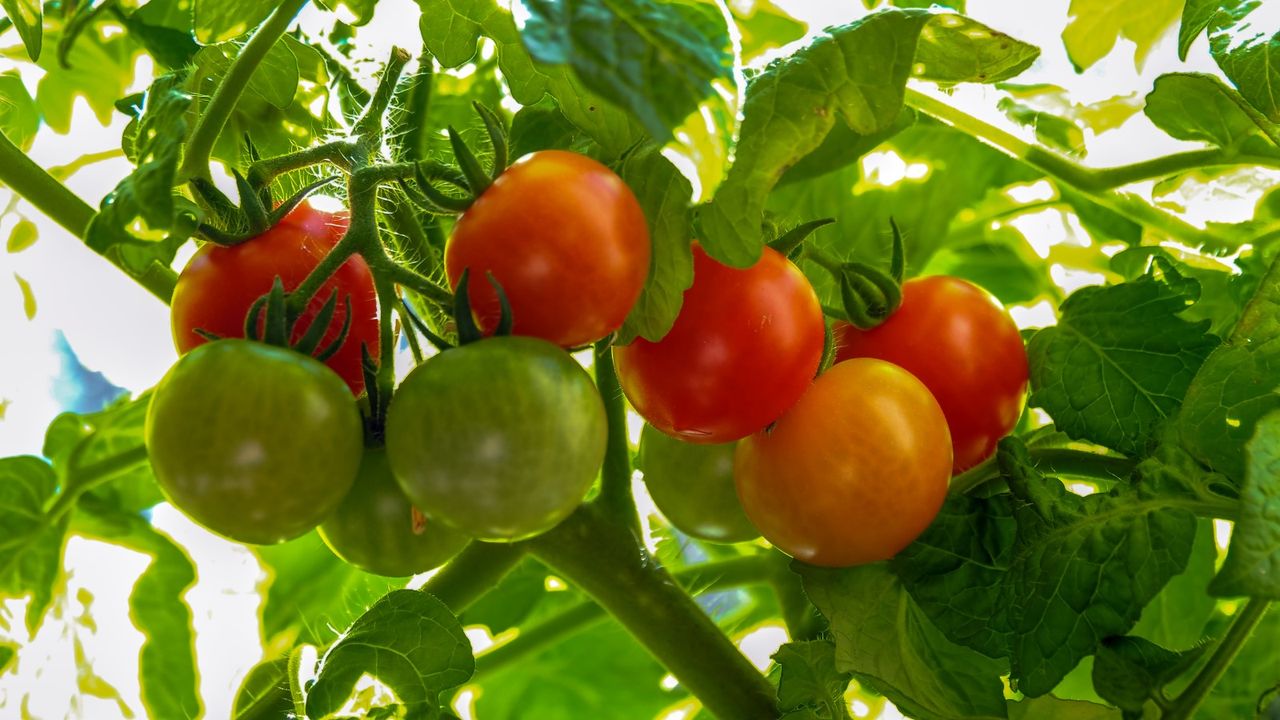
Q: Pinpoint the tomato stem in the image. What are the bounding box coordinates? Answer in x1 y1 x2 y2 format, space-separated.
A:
353 46 412 147
0 130 177 303
1163 598 1273 720
473 553 779 681
418 542 526 613
949 447 1137 495
247 141 354 187
593 342 639 532
528 504 779 720
179 0 311 182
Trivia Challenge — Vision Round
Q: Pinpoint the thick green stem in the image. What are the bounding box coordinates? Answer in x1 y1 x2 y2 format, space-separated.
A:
474 554 777 681
528 505 778 720
383 261 454 305
1164 599 1272 720
593 342 639 532
353 47 412 145
180 0 311 181
0 131 177 302
419 542 526 613
248 141 355 187
950 447 1137 495
903 88 1233 248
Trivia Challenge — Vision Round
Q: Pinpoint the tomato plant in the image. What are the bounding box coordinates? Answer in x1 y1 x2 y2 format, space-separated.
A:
385 336 607 541
170 204 378 395
637 424 758 544
834 275 1029 473
446 150 651 348
145 339 364 545
3 1 1280 719
735 358 952 567
614 243 825 444
318 447 470 577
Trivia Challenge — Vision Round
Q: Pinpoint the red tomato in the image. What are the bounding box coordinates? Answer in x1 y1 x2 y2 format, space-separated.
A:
171 205 378 395
835 275 1028 473
735 358 952 567
445 150 650 348
614 243 825 444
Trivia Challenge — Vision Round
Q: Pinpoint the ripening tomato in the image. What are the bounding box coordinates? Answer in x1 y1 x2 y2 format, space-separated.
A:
735 358 952 568
835 275 1028 473
445 150 650 348
170 203 378 395
614 243 825 444
145 340 364 545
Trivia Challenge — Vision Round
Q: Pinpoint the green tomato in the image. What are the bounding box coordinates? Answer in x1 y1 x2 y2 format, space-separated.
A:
386 336 607 541
145 339 364 545
319 448 470 577
638 425 759 543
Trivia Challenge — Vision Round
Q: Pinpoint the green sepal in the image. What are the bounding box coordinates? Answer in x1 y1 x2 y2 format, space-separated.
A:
768 218 835 259
448 125 492 195
473 101 509 178
452 268 485 345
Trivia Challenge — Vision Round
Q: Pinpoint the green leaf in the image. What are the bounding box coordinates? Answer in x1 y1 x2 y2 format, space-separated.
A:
119 0 202 70
1060 0 1182 72
233 657 292 720
255 533 403 649
193 0 275 43
998 97 1086 157
306 590 474 719
0 456 68 633
891 493 1017 660
42 393 161 516
1144 73 1277 152
1131 520 1217 649
6 218 37 253
776 108 916 186
517 0 734 145
616 145 694 343
773 640 853 720
997 440 1198 696
1027 269 1219 456
32 25 140 133
418 0 644 157
1006 695 1117 719
999 83 1144 135
13 272 35 319
84 73 192 277
317 0 379 24
699 9 1039 266
798 562 1009 720
0 642 14 673
1208 0 1280 123
0 0 41 61
730 0 807 61
1209 412 1280 598
73 499 201 719
920 237 1052 305
1091 635 1205 714
1178 0 1219 59
459 556 570 634
0 72 39 151
190 37 300 111
1177 255 1280 484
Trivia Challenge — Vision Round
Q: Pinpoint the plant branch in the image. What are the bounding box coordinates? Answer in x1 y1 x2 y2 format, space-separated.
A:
528 504 778 720
247 141 355 187
46 445 151 522
950 447 1137 495
903 88 1234 248
0 131 177 302
179 0 311 181
419 542 526 613
1164 598 1273 720
593 342 639 532
474 554 777 681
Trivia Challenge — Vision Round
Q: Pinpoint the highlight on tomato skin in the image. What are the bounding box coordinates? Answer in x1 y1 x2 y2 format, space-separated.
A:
834 275 1028 474
614 243 826 445
734 358 952 568
169 203 379 396
445 150 652 349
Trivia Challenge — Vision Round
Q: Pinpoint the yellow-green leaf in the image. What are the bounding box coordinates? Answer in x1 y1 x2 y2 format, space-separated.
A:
13 272 35 319
6 219 37 253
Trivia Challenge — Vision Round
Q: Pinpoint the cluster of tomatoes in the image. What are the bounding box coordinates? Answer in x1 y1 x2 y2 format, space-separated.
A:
143 148 1028 577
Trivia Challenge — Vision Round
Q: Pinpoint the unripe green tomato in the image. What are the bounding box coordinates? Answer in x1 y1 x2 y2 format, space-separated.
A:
145 339 364 545
319 448 470 577
638 425 759 543
385 336 607 541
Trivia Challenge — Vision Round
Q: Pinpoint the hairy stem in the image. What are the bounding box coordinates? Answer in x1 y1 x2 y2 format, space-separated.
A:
248 141 355 187
1164 599 1273 720
419 542 526 613
593 342 639 532
180 0 311 181
474 554 777 681
528 505 778 720
0 131 177 302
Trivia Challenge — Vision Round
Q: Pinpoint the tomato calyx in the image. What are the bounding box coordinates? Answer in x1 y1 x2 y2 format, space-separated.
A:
190 171 340 246
400 102 510 214
808 217 907 330
401 267 515 351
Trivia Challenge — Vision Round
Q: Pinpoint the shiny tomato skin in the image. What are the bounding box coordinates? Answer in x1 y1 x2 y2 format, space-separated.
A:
834 275 1028 473
145 340 364 545
614 244 825 444
385 336 607 541
171 207 377 395
319 448 469 577
638 425 759 544
735 358 952 568
445 150 650 348
278 202 349 243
